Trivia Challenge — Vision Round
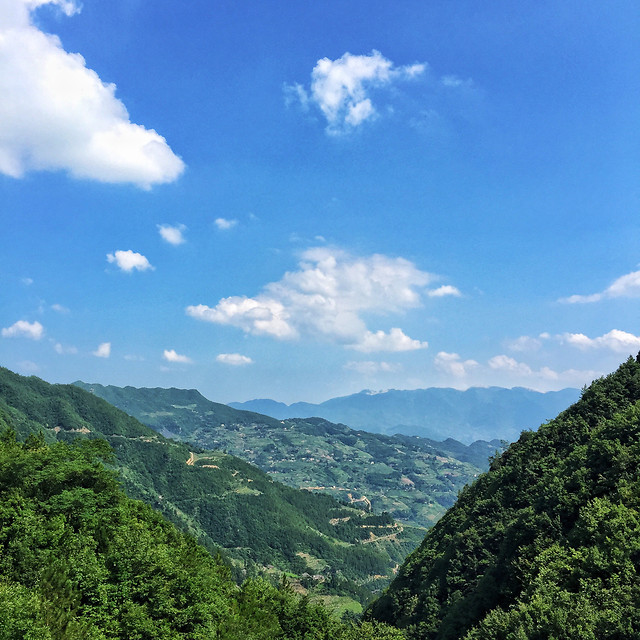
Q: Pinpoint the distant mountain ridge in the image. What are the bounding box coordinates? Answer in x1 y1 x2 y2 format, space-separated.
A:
230 386 581 443
74 381 503 528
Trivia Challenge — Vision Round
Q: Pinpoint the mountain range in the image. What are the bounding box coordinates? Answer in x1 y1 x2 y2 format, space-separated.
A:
3 358 640 637
0 367 421 611
74 381 502 529
230 386 580 443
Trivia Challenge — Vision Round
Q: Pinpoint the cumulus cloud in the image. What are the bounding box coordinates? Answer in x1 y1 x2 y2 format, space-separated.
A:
107 250 154 272
427 285 461 298
216 353 253 366
158 224 186 245
434 351 478 377
92 342 111 358
485 354 601 389
287 50 427 134
1 319 44 339
488 354 535 376
350 328 428 353
560 330 640 353
512 329 640 355
0 0 184 187
344 360 401 375
163 349 192 364
186 247 441 352
560 269 640 303
214 217 238 231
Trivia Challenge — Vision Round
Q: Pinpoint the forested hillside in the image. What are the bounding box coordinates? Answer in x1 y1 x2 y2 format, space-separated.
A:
0 431 406 639
366 357 640 639
74 382 499 528
0 367 422 610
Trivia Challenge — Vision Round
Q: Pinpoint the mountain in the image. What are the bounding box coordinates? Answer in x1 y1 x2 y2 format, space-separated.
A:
0 367 422 610
365 357 640 639
0 416 405 638
74 381 502 529
230 386 581 443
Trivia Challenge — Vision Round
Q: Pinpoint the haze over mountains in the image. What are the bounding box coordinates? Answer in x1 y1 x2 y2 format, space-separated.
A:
230 386 581 443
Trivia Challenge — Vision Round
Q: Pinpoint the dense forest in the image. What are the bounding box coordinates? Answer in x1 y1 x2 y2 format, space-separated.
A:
0 431 406 639
0 367 421 611
366 357 640 639
4 357 640 638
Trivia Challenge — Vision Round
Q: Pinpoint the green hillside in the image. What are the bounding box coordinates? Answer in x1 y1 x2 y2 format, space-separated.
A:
366 357 640 639
74 381 498 528
0 428 408 639
0 367 422 609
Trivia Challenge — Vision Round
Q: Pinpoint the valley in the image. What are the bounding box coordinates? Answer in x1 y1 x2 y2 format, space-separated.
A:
74 381 503 528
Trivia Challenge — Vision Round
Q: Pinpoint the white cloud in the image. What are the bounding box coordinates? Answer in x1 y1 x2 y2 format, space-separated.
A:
344 360 401 375
350 328 428 353
21 277 33 286
287 50 427 134
216 353 253 366
506 333 550 352
92 342 111 358
163 349 192 364
561 330 640 353
186 247 438 352
158 223 186 245
107 250 154 272
2 319 44 340
434 351 478 377
214 217 238 231
427 285 461 298
488 354 534 376
51 303 69 313
560 269 640 304
0 0 184 188
53 342 77 354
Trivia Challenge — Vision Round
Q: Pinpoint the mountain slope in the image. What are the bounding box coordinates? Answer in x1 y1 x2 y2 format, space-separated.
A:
366 357 640 639
0 367 421 607
0 427 406 639
74 381 499 528
230 387 580 443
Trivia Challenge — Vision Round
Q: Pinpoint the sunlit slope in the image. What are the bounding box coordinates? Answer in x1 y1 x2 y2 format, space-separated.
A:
0 429 408 638
75 381 498 528
0 367 421 605
366 357 640 639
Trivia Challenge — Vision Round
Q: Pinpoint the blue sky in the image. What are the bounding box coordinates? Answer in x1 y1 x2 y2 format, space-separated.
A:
1 0 639 403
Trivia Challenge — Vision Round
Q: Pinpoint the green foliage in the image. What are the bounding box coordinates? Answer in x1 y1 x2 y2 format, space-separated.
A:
366 357 640 639
74 380 496 528
0 367 419 606
0 431 405 639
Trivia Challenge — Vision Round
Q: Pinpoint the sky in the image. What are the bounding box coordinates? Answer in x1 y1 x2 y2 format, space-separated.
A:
1 0 639 404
